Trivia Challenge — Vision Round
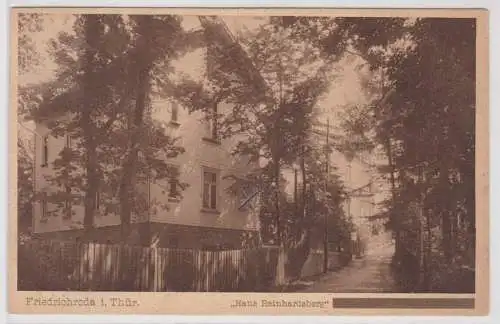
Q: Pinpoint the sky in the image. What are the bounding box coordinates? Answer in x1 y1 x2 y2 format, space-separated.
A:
19 14 368 115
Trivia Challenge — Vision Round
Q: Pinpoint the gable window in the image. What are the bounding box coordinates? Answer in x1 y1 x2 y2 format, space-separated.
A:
41 136 48 167
202 169 218 210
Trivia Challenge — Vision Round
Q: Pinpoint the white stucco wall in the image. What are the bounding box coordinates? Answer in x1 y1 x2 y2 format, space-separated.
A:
32 101 260 233
33 122 128 233
147 100 260 231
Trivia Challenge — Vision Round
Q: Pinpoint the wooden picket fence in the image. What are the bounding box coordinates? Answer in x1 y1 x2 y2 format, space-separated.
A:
18 239 315 292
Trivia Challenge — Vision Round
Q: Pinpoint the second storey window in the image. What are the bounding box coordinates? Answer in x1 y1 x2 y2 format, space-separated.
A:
42 136 48 167
202 170 218 210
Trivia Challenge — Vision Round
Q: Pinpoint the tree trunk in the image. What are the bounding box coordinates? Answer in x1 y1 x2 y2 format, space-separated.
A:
269 148 289 286
301 154 307 219
273 158 288 286
275 245 288 288
287 154 312 280
119 16 153 244
384 137 401 262
273 158 281 245
295 152 307 240
81 14 102 234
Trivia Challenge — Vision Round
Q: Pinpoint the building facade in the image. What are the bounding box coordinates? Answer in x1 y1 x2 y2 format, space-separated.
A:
31 18 262 250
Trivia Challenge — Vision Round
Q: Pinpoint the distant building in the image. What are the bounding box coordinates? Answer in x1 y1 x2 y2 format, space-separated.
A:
31 18 262 250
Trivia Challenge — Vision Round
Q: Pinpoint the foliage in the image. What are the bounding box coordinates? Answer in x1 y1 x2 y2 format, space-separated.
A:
17 13 46 236
17 13 45 74
277 16 475 291
26 15 201 236
173 18 340 249
300 17 475 291
18 135 34 233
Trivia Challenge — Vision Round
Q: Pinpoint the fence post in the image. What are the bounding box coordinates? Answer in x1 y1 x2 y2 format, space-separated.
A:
204 251 209 292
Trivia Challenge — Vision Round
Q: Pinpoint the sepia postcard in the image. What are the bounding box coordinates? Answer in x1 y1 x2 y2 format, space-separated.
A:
9 7 489 316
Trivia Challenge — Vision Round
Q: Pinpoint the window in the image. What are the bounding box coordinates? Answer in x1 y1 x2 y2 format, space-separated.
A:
41 136 48 166
169 179 178 198
168 166 180 200
155 166 181 202
65 133 71 148
171 101 179 123
202 170 218 210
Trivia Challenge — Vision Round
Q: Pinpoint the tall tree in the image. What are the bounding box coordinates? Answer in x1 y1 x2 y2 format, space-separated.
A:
30 14 133 231
280 16 475 291
17 13 46 237
17 132 34 235
30 14 202 242
382 18 475 280
171 16 338 284
116 15 191 241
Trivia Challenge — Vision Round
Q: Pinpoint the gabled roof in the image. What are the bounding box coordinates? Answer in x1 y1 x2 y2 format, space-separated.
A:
198 16 268 94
